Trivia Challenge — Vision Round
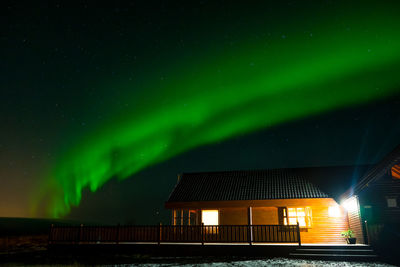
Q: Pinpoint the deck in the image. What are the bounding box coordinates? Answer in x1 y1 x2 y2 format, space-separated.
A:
49 224 302 245
48 224 378 260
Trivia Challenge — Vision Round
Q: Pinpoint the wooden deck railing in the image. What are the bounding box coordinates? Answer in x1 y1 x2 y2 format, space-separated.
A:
49 224 301 245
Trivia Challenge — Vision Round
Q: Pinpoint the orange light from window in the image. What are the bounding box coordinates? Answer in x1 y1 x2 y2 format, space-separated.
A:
202 210 219 225
287 207 307 227
392 164 400 179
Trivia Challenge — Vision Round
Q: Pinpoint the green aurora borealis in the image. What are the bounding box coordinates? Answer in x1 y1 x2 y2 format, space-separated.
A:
31 4 400 217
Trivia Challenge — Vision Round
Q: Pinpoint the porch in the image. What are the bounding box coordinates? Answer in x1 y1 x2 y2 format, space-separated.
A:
48 224 379 260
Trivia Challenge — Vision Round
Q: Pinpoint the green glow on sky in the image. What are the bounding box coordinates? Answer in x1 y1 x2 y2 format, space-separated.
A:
32 8 400 217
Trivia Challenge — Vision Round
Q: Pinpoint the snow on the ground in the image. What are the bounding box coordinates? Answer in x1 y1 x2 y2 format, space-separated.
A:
109 257 395 267
4 258 395 267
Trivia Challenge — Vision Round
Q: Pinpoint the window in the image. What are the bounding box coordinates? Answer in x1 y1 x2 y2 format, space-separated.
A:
202 210 219 225
173 209 195 225
387 197 398 208
391 164 400 179
188 210 197 225
281 207 312 227
202 210 219 234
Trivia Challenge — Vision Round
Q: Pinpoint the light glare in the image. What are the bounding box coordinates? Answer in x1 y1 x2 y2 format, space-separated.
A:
342 196 359 212
328 206 341 217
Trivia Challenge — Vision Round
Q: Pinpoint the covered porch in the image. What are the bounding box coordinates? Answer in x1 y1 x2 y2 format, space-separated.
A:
169 198 352 244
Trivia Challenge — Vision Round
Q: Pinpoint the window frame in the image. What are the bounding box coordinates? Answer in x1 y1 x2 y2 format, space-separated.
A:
386 197 398 208
281 207 312 228
391 164 400 179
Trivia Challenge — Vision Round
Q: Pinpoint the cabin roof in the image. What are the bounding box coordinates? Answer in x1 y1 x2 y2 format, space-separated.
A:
166 168 331 203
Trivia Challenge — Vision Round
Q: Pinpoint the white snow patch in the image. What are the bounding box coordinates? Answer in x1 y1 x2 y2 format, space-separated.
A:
109 257 395 267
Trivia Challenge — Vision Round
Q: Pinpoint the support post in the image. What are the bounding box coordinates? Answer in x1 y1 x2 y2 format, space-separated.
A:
248 207 253 245
364 220 370 245
297 222 301 246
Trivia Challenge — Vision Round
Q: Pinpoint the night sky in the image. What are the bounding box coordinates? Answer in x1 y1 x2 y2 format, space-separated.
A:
1 1 400 224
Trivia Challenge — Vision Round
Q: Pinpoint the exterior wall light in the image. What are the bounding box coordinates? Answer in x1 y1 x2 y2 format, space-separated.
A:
328 205 342 217
342 196 359 212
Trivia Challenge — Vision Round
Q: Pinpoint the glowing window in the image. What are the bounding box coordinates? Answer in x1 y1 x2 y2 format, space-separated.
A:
283 207 312 227
328 206 342 217
391 164 400 179
387 197 397 208
202 210 219 225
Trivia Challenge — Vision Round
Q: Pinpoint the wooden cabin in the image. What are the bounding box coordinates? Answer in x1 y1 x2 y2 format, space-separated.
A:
341 144 400 246
165 169 350 244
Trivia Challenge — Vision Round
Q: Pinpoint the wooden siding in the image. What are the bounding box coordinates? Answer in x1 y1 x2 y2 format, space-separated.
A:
252 207 278 225
220 208 248 225
300 203 348 244
347 205 365 244
167 198 349 244
358 173 400 226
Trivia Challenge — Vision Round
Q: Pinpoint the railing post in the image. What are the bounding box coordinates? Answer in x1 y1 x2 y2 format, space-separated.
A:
48 224 54 245
78 224 83 245
116 224 120 244
158 222 162 245
296 222 301 246
201 222 204 245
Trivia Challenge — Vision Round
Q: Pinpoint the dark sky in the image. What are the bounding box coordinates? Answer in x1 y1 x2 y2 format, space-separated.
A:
1 1 400 223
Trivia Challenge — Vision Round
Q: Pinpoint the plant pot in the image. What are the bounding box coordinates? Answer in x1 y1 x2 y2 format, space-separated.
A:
346 237 357 244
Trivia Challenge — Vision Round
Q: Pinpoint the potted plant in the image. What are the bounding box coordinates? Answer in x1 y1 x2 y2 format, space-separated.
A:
341 229 356 244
